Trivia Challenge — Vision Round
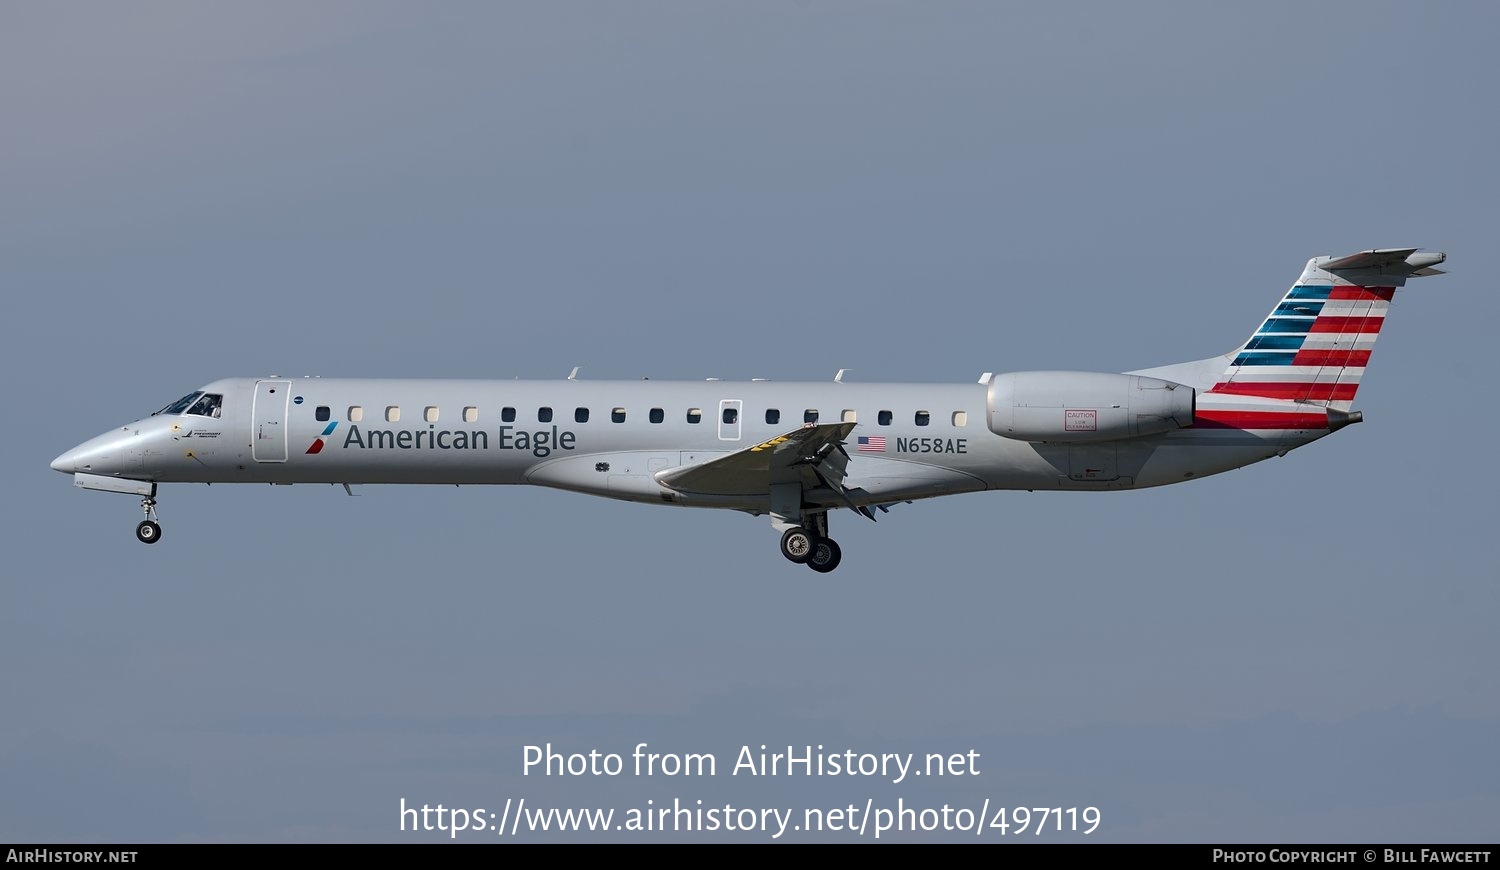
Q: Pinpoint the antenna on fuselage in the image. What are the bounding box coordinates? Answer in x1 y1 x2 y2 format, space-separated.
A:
568 366 581 380
834 369 849 383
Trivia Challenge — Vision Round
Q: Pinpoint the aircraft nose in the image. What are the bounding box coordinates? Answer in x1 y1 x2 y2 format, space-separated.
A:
50 447 79 473
50 428 146 476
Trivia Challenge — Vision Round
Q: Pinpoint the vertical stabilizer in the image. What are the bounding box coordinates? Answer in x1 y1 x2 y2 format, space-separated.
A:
1209 248 1444 411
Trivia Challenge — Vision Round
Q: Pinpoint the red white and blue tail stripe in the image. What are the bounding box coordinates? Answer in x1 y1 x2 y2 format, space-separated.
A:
1199 248 1443 429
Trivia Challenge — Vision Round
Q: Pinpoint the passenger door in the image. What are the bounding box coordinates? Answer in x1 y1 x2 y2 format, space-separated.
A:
251 379 291 462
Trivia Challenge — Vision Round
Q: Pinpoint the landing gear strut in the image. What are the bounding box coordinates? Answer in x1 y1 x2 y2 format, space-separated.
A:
135 495 161 544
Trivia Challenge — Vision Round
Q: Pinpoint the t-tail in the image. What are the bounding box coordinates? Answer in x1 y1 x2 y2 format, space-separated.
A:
1198 247 1444 428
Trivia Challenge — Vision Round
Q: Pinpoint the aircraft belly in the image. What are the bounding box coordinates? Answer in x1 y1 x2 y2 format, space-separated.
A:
220 447 531 485
1134 439 1282 488
526 452 677 501
842 457 987 502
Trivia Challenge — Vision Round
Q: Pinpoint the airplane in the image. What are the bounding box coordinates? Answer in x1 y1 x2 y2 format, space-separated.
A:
51 247 1444 572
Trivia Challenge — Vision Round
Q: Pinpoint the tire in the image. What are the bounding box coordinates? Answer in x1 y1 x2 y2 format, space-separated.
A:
779 527 814 564
136 520 162 544
807 537 842 573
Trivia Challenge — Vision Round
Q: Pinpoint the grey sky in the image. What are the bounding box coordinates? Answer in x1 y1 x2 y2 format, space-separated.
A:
3 1 1496 842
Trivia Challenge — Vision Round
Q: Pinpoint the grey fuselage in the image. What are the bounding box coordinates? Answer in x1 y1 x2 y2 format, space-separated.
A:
51 376 1316 513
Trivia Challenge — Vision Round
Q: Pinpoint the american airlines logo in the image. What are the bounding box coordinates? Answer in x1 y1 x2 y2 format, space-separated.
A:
306 421 337 454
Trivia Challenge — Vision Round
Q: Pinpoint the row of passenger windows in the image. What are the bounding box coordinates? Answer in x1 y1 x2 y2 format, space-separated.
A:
322 404 970 427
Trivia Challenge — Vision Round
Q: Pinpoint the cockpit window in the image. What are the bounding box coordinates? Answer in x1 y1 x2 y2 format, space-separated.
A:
156 392 202 416
188 393 223 418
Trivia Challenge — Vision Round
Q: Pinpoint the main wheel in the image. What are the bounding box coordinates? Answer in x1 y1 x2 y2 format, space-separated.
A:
135 520 162 544
807 537 842 573
779 527 814 564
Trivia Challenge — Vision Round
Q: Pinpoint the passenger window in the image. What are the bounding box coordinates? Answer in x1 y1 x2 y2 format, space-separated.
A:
766 409 780 425
842 409 856 423
464 406 478 423
575 407 589 423
952 411 968 427
687 408 702 424
878 410 893 426
386 406 400 423
425 406 440 423
612 408 626 423
538 407 553 423
650 408 665 424
804 409 819 424
915 411 931 427
348 405 364 423
502 407 516 423
315 406 330 422
722 407 739 424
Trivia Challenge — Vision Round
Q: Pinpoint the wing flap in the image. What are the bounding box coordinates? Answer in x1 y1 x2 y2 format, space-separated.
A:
656 422 856 496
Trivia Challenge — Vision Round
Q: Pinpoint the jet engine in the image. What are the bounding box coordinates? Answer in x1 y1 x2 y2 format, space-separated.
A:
986 371 1195 443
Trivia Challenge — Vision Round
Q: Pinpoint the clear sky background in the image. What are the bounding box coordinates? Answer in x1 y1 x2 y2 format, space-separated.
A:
3 1 1496 843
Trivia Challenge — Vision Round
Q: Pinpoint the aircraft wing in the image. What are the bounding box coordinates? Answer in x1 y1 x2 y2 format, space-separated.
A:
655 422 857 498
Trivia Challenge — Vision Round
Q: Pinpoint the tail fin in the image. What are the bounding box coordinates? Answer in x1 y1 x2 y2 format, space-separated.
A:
1209 247 1445 410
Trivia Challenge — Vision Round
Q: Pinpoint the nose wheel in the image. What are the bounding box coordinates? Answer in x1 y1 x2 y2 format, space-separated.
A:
135 496 162 544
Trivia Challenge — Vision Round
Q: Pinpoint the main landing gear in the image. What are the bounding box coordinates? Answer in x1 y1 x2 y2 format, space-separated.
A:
777 514 842 573
135 495 162 544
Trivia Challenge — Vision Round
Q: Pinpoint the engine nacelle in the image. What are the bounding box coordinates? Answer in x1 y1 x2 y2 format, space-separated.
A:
986 371 1195 443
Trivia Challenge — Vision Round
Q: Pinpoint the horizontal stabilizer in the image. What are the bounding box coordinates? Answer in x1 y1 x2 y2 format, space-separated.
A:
1319 248 1446 279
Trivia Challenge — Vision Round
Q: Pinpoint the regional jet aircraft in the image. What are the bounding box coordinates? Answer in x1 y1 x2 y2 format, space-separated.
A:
51 248 1444 572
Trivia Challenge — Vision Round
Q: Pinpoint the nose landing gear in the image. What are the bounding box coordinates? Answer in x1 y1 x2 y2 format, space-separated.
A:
135 495 161 544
